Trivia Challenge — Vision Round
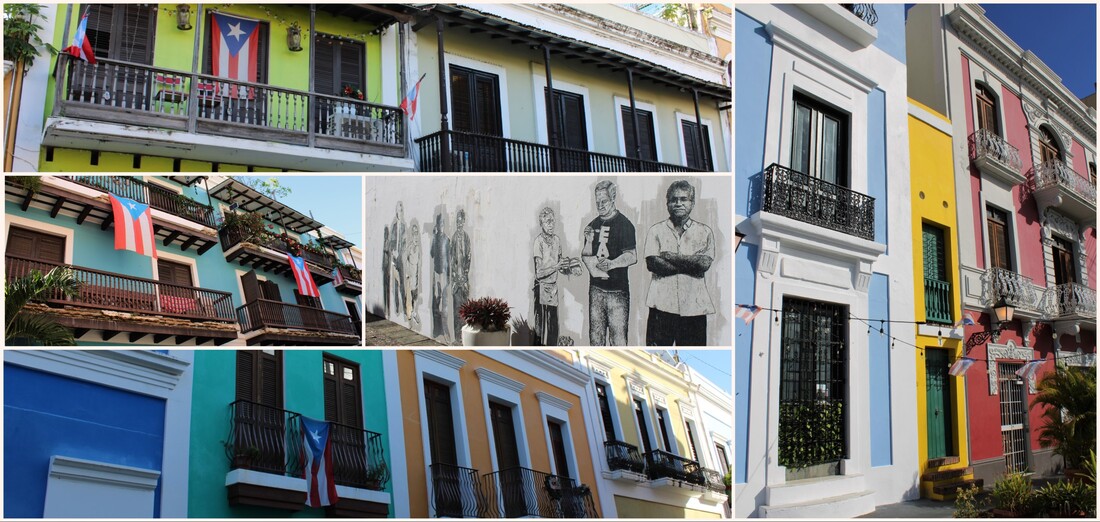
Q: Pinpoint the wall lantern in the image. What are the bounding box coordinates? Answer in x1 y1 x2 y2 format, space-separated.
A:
287 22 303 52
965 298 1016 351
992 298 1014 327
176 5 192 31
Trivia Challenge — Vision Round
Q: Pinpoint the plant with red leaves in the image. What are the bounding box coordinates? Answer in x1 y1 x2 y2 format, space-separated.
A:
458 297 511 332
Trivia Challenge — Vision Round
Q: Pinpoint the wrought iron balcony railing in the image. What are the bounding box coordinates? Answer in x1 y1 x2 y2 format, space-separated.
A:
1032 159 1098 204
480 466 599 518
64 175 216 228
237 298 358 336
605 440 645 473
925 277 953 324
430 463 487 518
219 223 337 269
969 129 1023 174
225 400 389 491
981 267 1041 314
842 4 878 26
6 254 236 323
702 468 727 494
415 130 705 173
1040 283 1097 319
54 55 406 158
644 449 706 485
760 163 876 240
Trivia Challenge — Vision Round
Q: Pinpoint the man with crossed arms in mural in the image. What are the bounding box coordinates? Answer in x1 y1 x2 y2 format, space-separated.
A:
644 179 715 346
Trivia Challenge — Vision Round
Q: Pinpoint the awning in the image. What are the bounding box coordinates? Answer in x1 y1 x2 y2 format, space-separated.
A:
319 235 356 250
207 179 324 234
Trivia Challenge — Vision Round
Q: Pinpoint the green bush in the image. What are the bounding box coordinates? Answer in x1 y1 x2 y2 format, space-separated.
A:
1032 480 1096 518
953 483 986 518
777 400 844 470
991 472 1032 515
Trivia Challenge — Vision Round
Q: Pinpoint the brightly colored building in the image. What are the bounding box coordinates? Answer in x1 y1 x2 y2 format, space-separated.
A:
735 4 917 517
4 175 362 346
187 349 395 517
4 349 194 518
907 4 1096 485
907 99 977 499
577 350 731 518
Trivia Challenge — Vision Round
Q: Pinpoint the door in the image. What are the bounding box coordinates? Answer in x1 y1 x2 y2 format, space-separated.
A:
621 106 657 164
425 379 462 516
681 120 713 171
1038 127 1061 163
546 88 588 171
998 362 1030 473
548 421 570 479
240 270 263 329
975 84 999 135
986 207 1012 271
344 300 362 336
260 279 284 327
925 349 953 460
490 401 524 517
450 64 503 171
74 4 156 109
595 383 616 442
157 259 197 316
234 350 284 473
922 224 951 324
202 13 270 125
313 34 366 138
324 355 364 488
1053 237 1076 286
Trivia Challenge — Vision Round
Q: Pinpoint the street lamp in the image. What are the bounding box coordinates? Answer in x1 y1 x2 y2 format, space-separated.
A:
965 298 1016 352
992 298 1014 326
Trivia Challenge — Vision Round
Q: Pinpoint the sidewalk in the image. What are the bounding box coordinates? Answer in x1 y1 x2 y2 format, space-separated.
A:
858 498 955 518
363 313 446 346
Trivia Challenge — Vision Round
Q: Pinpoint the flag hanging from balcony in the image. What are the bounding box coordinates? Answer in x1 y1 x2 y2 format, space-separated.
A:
301 416 339 507
210 12 259 85
947 356 976 376
109 193 157 259
333 266 345 286
287 253 320 298
400 73 427 120
735 304 762 324
1015 359 1044 380
63 11 96 64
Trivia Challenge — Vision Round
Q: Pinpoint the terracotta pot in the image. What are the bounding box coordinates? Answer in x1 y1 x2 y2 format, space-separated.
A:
461 324 510 346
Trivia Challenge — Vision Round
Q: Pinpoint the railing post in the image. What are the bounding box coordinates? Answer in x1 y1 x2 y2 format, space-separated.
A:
307 5 316 147
436 17 452 172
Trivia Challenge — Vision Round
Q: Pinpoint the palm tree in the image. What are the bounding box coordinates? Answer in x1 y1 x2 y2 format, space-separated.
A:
5 266 81 345
1031 365 1097 471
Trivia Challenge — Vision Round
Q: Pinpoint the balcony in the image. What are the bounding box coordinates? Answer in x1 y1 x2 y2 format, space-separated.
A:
1041 283 1097 329
925 277 953 324
219 223 336 284
605 440 646 478
481 467 600 518
969 129 1025 186
842 4 878 26
237 299 359 345
430 463 486 518
701 468 729 503
760 163 876 241
981 267 1043 319
5 254 237 345
644 449 707 488
225 400 390 517
1031 159 1097 226
334 265 363 295
5 177 218 255
416 130 705 172
48 55 408 169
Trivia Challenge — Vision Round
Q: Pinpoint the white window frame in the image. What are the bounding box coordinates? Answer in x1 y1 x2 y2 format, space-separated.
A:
982 201 1021 273
674 111 717 170
476 368 531 471
413 351 473 519
443 53 512 138
626 378 657 454
531 73 594 150
5 215 75 264
613 96 663 161
588 357 624 442
536 391 581 481
153 250 200 288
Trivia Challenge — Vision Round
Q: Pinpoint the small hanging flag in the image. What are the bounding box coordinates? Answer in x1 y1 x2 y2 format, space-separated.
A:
954 312 976 327
63 11 97 64
735 304 762 325
948 357 976 376
1015 359 1044 380
400 73 427 121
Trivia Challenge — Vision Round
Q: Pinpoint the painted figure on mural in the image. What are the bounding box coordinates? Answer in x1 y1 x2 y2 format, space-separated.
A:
390 202 406 318
532 207 581 346
404 221 422 326
430 212 449 339
582 180 637 346
382 225 391 317
644 180 715 346
449 208 472 343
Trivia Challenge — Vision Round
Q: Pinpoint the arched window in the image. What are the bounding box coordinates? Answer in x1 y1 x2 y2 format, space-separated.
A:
1038 126 1062 163
975 84 1000 135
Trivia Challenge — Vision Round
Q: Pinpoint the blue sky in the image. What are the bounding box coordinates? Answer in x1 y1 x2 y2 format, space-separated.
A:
677 349 732 394
247 175 363 246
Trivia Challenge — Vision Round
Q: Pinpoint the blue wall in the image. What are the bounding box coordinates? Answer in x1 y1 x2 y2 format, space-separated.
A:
872 4 907 64
4 364 166 518
734 242 758 484
735 11 774 217
868 273 893 467
867 88 888 246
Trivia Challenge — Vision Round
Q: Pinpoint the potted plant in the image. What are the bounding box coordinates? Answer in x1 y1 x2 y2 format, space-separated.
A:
226 442 261 470
459 297 511 346
991 472 1032 517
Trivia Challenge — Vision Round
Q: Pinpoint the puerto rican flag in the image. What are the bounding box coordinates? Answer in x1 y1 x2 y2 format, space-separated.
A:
63 11 96 64
735 304 763 325
109 193 157 259
210 12 259 94
400 73 426 120
288 254 320 298
300 416 339 507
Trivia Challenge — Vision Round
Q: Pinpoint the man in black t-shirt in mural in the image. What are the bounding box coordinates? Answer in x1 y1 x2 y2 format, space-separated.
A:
582 180 637 345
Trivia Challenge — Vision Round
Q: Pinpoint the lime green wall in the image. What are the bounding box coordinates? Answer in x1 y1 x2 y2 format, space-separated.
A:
38 147 284 173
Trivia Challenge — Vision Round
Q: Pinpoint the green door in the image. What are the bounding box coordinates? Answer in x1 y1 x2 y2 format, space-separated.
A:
925 350 952 459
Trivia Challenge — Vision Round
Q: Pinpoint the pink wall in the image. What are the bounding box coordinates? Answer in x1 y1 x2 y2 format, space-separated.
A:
1001 88 1045 282
962 56 986 268
1071 140 1089 178
1088 229 1097 289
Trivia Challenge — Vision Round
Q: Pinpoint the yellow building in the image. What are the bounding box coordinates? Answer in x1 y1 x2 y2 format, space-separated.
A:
908 100 976 499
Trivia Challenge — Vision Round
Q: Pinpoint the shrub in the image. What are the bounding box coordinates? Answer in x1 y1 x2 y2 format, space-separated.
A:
1031 480 1096 517
991 472 1032 515
953 483 985 518
458 297 510 332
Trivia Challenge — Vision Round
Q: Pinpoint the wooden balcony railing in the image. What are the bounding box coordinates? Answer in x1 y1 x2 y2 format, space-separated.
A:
760 163 876 241
481 466 599 518
226 400 388 490
64 175 216 228
430 463 487 518
6 254 235 322
605 440 645 473
237 298 357 336
644 449 706 485
337 265 362 284
416 130 704 172
924 277 952 325
55 55 406 158
219 223 336 269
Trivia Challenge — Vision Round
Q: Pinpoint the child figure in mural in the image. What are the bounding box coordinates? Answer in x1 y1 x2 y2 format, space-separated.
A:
582 180 637 346
382 225 391 317
644 180 715 346
449 208 472 343
532 207 581 346
404 222 422 326
430 213 449 339
390 203 406 318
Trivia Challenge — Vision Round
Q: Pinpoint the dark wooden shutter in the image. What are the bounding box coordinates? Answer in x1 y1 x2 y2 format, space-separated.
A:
294 289 320 308
450 66 472 132
261 279 281 301
7 227 65 263
634 400 652 454
241 270 260 303
236 350 255 401
424 379 458 465
450 65 501 136
684 421 700 463
546 89 587 150
976 85 998 135
474 74 501 136
235 350 283 407
85 4 115 59
344 301 361 323
1053 237 1076 285
339 43 363 93
621 107 657 161
596 383 616 442
116 5 155 64
323 355 363 426
682 120 713 171
490 402 520 469
1039 127 1061 162
987 208 1011 270
715 444 729 469
314 38 336 95
157 259 194 286
548 421 570 479
656 408 673 453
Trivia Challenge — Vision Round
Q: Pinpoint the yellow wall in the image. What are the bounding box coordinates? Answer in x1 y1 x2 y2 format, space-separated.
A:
38 147 285 173
596 352 698 460
614 495 721 519
397 350 602 518
908 99 969 473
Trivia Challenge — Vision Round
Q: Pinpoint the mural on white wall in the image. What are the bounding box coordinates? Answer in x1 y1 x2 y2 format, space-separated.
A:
367 176 731 346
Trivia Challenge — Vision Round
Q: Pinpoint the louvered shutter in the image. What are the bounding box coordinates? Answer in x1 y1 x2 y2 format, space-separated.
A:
339 43 363 93
323 359 338 422
314 38 336 95
682 120 713 171
340 366 361 427
258 350 282 408
621 107 657 161
595 383 616 442
241 270 260 303
84 4 115 59
261 280 281 301
7 227 66 263
116 5 155 65
474 74 501 136
450 66 472 132
236 350 255 401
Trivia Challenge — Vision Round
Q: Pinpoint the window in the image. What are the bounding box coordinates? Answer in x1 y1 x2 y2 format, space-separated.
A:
1038 127 1062 163
714 443 730 470
791 92 849 186
548 420 571 479
489 401 524 517
621 106 658 161
323 355 362 426
975 84 1000 135
681 120 713 171
157 259 193 287
684 420 700 463
634 400 653 454
85 4 156 64
236 349 282 406
1052 237 1076 285
1089 162 1096 185
314 35 365 97
450 64 502 136
424 379 458 465
7 227 65 263
655 407 674 453
986 207 1012 271
595 382 617 441
545 88 588 151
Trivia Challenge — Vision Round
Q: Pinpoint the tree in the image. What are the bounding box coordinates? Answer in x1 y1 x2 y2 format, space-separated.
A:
1031 365 1097 470
5 266 81 345
3 4 55 67
631 3 711 32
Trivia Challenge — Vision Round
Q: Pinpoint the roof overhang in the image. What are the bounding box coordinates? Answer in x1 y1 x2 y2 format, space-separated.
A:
207 179 324 234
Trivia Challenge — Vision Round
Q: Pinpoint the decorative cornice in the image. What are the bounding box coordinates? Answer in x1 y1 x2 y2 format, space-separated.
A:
48 456 160 489
475 367 525 393
414 350 467 371
5 350 188 394
986 341 1037 395
535 391 573 411
503 350 591 386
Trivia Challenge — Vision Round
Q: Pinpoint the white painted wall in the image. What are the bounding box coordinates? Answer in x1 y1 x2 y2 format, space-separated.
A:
365 176 732 346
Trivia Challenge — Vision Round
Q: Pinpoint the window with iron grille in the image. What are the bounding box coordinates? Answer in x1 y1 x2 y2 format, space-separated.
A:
778 297 848 472
997 362 1030 473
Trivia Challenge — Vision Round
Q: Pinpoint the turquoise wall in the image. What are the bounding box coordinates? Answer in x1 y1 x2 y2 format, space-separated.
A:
188 350 392 517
